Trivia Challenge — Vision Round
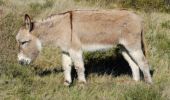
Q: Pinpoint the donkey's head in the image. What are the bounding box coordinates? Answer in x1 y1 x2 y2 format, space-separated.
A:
16 14 41 65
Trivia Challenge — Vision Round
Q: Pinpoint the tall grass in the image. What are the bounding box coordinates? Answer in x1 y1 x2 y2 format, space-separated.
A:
0 0 170 99
75 0 170 12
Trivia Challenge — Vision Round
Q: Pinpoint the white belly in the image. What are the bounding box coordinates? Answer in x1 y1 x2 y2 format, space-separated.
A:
82 44 113 52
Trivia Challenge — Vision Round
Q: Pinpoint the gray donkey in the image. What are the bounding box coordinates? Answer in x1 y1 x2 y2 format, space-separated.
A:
16 10 152 86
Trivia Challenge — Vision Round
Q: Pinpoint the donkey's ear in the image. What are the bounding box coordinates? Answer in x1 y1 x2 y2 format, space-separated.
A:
24 14 33 32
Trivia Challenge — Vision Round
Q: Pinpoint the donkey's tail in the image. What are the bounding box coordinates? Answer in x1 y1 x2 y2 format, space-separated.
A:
141 29 146 56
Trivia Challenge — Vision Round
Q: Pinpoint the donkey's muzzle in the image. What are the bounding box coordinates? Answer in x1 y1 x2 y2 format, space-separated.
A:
18 60 30 65
19 60 24 65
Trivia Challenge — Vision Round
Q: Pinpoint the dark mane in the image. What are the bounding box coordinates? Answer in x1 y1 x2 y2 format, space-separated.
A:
40 11 71 23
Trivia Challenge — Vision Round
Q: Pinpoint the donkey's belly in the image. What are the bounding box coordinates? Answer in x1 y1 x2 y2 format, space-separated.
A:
78 32 120 52
81 44 115 52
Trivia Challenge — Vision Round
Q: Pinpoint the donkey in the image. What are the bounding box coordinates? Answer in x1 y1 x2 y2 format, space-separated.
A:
16 10 152 86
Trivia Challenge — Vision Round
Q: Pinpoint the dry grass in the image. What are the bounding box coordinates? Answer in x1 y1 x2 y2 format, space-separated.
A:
0 0 170 100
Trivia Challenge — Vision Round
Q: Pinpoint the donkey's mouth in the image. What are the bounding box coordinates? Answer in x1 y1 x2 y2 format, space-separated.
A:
18 59 31 65
18 53 32 65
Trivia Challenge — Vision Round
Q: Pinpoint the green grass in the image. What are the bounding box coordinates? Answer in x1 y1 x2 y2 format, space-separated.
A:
0 0 170 100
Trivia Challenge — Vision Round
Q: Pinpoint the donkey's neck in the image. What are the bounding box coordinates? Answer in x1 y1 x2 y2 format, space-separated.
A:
32 22 55 47
32 13 72 51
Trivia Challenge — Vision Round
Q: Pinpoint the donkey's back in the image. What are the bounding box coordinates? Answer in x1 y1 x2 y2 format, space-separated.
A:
71 10 143 52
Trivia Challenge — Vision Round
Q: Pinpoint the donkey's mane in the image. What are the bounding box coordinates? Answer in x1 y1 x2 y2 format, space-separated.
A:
35 9 129 26
36 9 101 24
35 11 70 24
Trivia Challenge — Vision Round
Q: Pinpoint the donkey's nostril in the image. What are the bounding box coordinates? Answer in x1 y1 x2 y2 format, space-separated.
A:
19 60 25 65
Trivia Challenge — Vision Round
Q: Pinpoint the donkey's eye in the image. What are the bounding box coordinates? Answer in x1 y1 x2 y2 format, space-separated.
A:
21 41 28 45
20 40 30 45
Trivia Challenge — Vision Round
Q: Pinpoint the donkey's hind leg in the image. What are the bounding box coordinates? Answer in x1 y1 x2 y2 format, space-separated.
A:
121 50 140 81
127 49 152 84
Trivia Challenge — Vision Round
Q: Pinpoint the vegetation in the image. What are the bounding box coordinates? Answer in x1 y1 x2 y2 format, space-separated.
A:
0 0 169 99
75 0 170 13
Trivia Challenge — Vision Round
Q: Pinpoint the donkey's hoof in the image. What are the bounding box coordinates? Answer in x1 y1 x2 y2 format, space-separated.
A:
64 80 71 86
146 80 153 85
78 80 86 84
144 77 153 85
78 80 87 88
78 81 86 84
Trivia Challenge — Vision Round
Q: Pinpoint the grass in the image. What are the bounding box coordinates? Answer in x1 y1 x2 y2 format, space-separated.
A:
0 0 170 100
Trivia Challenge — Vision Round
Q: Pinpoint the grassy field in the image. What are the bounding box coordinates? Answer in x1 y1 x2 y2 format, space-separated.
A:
0 0 170 100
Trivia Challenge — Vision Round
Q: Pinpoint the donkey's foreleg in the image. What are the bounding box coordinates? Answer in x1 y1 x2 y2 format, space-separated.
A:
69 49 86 84
62 53 72 86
